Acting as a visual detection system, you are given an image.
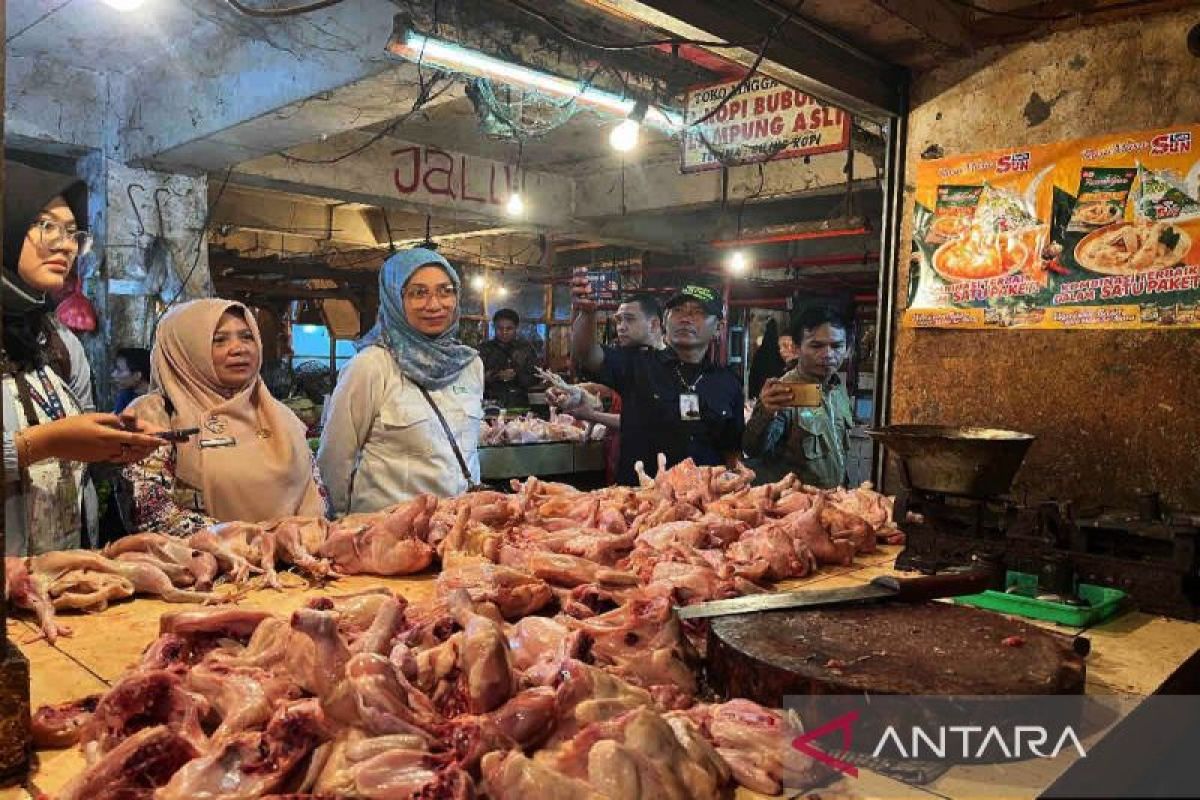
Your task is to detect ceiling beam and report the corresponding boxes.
[582,0,906,119]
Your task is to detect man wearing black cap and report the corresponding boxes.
[571,273,744,485]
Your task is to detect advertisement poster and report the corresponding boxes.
[905,124,1200,329]
[681,76,849,172]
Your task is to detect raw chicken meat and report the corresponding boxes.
[40,455,908,799]
[156,699,327,800]
[31,694,99,748]
[320,495,436,575]
[264,515,337,580]
[448,589,516,714]
[671,699,834,795]
[56,725,199,800]
[79,668,209,758]
[483,750,603,800]
[104,532,219,589]
[5,556,68,642]
[539,707,731,800]
[436,556,553,619]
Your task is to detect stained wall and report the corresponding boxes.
[891,9,1200,508]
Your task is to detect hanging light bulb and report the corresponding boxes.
[470,274,487,290]
[727,250,750,275]
[102,0,145,10]
[609,99,649,153]
[610,119,640,152]
[505,193,524,217]
[496,286,510,298]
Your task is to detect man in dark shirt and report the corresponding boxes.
[477,308,539,407]
[571,278,744,486]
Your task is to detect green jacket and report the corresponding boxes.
[742,369,853,489]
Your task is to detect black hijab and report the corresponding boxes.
[2,160,88,374]
[748,317,787,399]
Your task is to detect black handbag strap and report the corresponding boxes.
[415,384,474,487]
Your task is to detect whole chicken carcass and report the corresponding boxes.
[320,495,436,575]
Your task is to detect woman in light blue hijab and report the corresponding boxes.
[318,248,485,513]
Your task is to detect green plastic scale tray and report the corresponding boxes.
[953,570,1129,627]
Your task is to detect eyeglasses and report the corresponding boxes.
[404,285,458,304]
[30,219,93,256]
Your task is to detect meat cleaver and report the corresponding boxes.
[675,570,998,621]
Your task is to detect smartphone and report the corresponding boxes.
[778,382,822,407]
[586,269,621,304]
[156,427,201,443]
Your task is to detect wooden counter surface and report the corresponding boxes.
[4,547,1198,800]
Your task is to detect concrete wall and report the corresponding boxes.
[891,8,1200,509]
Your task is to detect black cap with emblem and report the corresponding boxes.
[664,284,723,319]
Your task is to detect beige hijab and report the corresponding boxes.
[127,299,325,523]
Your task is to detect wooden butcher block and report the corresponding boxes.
[706,601,1087,707]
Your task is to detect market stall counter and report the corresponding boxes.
[7,554,1200,800]
[5,460,1200,799]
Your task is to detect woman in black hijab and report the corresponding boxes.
[747,317,788,400]
[3,160,161,554]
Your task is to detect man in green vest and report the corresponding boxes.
[743,305,853,488]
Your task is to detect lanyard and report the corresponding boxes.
[674,364,705,393]
[25,368,68,421]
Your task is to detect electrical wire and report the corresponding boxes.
[223,0,348,18]
[279,30,454,166]
[941,0,1155,22]
[279,78,454,164]
[501,0,763,50]
[688,0,801,128]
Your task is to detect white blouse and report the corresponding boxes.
[317,345,483,515]
[2,319,96,555]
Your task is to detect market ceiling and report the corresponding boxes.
[8,0,1182,288]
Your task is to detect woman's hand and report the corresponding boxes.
[18,413,166,467]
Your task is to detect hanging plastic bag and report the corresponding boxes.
[55,268,98,333]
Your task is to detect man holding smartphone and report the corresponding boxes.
[571,270,743,486]
[743,305,853,488]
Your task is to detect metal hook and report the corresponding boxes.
[126,183,147,237]
[152,187,172,237]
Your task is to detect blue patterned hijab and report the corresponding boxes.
[358,248,478,389]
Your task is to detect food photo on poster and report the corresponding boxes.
[906,124,1200,329]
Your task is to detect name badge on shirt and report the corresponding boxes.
[679,393,701,420]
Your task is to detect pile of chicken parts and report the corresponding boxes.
[479,411,605,446]
[19,457,905,799]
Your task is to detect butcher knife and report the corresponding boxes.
[675,570,998,621]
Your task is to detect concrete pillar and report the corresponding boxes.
[77,155,210,408]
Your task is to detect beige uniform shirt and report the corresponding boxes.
[317,345,484,515]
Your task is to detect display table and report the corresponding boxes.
[478,440,605,481]
[4,548,1199,799]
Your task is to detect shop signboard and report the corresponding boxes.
[681,76,849,172]
[906,123,1200,329]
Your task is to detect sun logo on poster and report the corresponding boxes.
[996,151,1031,174]
[1151,132,1192,155]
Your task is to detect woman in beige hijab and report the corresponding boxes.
[124,299,328,535]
